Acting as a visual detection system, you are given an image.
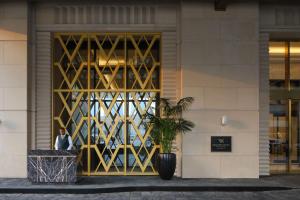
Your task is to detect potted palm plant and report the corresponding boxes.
[144,97,194,180]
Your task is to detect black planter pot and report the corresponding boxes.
[151,150,159,171]
[157,153,176,180]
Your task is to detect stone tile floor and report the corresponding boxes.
[1,190,300,200]
[0,175,300,199]
[1,175,300,189]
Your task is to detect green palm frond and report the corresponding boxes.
[169,97,194,117]
[160,98,172,116]
[177,97,194,110]
[176,118,195,134]
[143,96,194,153]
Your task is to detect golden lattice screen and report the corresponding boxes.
[52,33,161,175]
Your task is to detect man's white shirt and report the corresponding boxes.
[54,134,73,150]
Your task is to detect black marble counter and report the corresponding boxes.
[28,150,78,156]
[28,150,77,184]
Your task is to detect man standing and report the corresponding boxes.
[54,127,73,150]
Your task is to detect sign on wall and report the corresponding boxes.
[211,136,232,152]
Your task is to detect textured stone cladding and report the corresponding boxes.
[181,1,259,178]
[27,150,77,183]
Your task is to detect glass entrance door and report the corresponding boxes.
[269,41,300,173]
[269,99,300,173]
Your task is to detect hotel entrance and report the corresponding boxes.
[269,41,300,173]
[52,33,161,176]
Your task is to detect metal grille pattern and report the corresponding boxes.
[53,33,161,175]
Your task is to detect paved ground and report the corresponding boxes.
[1,175,300,189]
[1,190,300,200]
[0,175,300,199]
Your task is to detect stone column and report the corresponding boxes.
[180,1,259,178]
[0,2,28,178]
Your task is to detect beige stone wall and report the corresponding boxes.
[180,1,259,178]
[0,2,27,178]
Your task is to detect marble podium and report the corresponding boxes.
[28,150,77,183]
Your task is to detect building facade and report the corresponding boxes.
[0,0,298,178]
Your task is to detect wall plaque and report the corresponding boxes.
[211,136,232,152]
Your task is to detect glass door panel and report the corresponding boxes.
[290,100,300,172]
[269,100,288,173]
[269,41,300,174]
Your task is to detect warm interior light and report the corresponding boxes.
[269,47,300,54]
[103,74,117,89]
[98,59,125,66]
